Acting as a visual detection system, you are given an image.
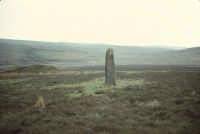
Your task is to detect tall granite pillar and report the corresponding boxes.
[105,48,116,85]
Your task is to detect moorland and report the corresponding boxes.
[0,65,200,134]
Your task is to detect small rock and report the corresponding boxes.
[95,90,105,94]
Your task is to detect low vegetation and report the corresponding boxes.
[0,65,200,134]
[6,65,57,74]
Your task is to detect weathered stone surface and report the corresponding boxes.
[105,48,116,85]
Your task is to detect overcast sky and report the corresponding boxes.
[0,0,200,47]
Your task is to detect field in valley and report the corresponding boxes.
[0,65,200,134]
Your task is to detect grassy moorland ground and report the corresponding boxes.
[0,65,200,134]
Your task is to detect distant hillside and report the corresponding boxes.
[142,47,200,65]
[0,38,199,71]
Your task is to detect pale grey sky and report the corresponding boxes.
[0,0,200,47]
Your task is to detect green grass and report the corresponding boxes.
[0,65,200,134]
[43,77,145,97]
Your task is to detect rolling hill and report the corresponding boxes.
[0,38,199,71]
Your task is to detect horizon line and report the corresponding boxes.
[0,37,193,49]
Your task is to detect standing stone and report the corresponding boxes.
[105,48,116,85]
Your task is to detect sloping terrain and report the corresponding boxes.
[0,39,200,71]
[142,47,200,65]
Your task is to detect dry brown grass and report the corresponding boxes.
[33,96,45,110]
